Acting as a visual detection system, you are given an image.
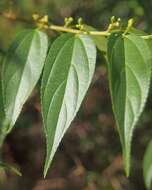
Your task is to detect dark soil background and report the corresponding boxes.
[0,0,152,189]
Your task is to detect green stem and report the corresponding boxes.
[48,25,111,36]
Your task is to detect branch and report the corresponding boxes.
[1,12,150,39]
[48,25,110,36]
[0,12,112,36]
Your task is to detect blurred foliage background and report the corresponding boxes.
[0,0,152,190]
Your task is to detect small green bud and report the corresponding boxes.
[64,17,68,22]
[69,17,73,22]
[114,22,119,27]
[123,18,134,35]
[32,13,40,21]
[128,18,134,28]
[64,17,74,27]
[111,16,115,23]
[40,15,48,24]
[117,18,121,22]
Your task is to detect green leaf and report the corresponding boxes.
[84,25,107,52]
[41,33,96,177]
[143,140,152,190]
[2,29,48,133]
[107,33,152,176]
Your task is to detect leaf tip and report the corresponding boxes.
[43,160,50,178]
[43,170,47,178]
[125,166,130,178]
[124,152,130,177]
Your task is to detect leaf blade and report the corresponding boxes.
[41,33,96,177]
[2,29,48,132]
[107,33,152,176]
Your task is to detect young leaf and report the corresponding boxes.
[2,29,48,133]
[107,33,152,176]
[143,140,152,190]
[41,33,96,177]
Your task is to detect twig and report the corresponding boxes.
[0,11,112,37]
[48,25,110,36]
[0,11,151,39]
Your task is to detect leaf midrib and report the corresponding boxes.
[44,36,75,133]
